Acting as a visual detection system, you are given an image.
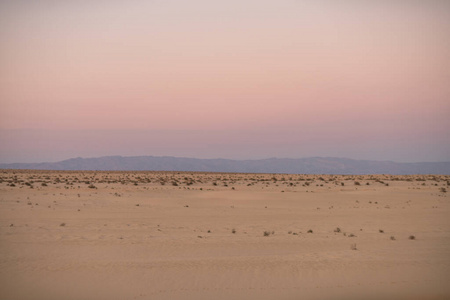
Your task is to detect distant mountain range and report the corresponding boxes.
[1,156,449,175]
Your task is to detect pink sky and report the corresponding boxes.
[1,1,449,163]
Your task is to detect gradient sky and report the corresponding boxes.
[1,0,449,163]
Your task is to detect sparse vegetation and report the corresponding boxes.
[1,169,448,275]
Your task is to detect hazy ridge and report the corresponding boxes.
[1,156,449,175]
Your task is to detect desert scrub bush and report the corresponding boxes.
[350,243,357,250]
[440,187,447,193]
[307,229,313,233]
[88,184,96,189]
[409,235,416,240]
[334,227,341,233]
[231,228,236,234]
[354,181,360,186]
[263,231,271,236]
[379,229,384,233]
[390,236,396,240]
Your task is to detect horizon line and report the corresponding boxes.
[1,155,450,165]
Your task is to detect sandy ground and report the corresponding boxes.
[0,170,449,300]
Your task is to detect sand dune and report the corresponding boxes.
[1,171,449,299]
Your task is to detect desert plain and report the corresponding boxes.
[0,170,449,300]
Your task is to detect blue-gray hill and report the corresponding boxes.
[1,156,449,175]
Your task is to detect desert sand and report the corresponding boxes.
[0,170,449,300]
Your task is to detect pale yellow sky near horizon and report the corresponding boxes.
[0,0,449,162]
